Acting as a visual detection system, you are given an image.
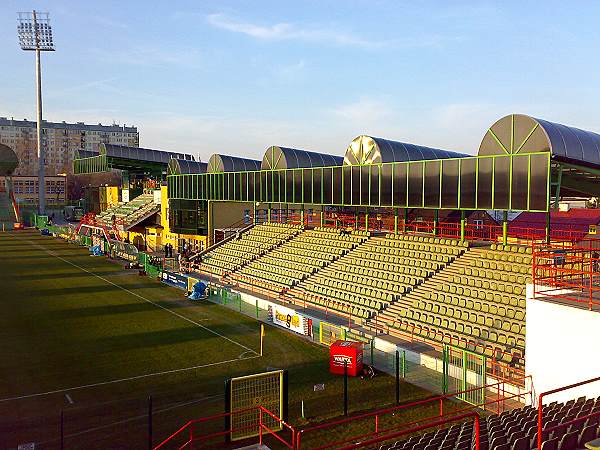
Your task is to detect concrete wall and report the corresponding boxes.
[526,285,600,404]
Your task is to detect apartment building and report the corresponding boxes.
[0,175,67,204]
[0,117,138,176]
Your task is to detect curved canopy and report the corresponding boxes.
[207,154,261,173]
[479,114,600,168]
[168,158,208,175]
[344,135,468,165]
[0,144,18,176]
[262,146,343,170]
[100,143,193,164]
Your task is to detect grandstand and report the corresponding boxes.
[199,222,302,276]
[377,396,600,450]
[95,192,159,230]
[50,112,600,448]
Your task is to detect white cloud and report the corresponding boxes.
[206,14,450,50]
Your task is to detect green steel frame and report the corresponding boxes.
[166,152,551,212]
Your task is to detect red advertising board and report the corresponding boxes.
[329,340,363,377]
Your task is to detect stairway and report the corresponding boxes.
[364,245,481,332]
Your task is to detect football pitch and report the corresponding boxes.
[0,231,438,449]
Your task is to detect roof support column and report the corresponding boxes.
[364,207,369,232]
[394,208,399,235]
[267,204,272,223]
[502,211,508,246]
[207,200,213,247]
[433,210,439,236]
[460,210,466,243]
[320,210,324,227]
[403,208,408,233]
[546,211,551,244]
[252,203,257,225]
[300,207,305,227]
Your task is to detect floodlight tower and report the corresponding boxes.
[17,11,55,215]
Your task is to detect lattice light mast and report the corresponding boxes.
[17,11,55,215]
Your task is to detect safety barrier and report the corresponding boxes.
[371,320,525,387]
[295,375,531,450]
[330,412,481,450]
[533,240,600,310]
[536,376,600,450]
[153,406,294,450]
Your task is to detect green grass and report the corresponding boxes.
[0,231,440,450]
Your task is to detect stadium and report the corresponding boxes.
[2,112,600,450]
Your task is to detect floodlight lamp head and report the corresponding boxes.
[17,11,55,51]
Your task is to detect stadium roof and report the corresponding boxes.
[207,154,261,173]
[74,149,98,159]
[74,144,196,175]
[167,158,208,175]
[344,135,468,165]
[262,146,343,170]
[100,143,192,164]
[0,144,18,176]
[480,114,600,198]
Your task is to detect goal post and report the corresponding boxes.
[225,369,288,441]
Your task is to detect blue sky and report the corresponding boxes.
[1,1,599,161]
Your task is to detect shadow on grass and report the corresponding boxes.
[42,300,191,320]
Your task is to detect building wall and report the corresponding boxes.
[0,175,67,204]
[525,285,600,404]
[160,186,207,252]
[0,117,138,176]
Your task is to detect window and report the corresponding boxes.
[474,219,483,229]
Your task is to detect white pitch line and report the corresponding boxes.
[65,393,74,404]
[23,238,258,355]
[0,354,260,403]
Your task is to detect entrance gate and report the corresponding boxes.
[443,345,486,406]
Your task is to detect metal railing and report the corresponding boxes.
[153,406,295,450]
[295,376,531,449]
[536,376,600,450]
[532,240,600,310]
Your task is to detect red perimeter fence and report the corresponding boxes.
[536,377,600,450]
[533,240,600,310]
[153,406,295,450]
[154,376,532,450]
[262,211,587,244]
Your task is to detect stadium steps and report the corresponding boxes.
[233,227,370,296]
[286,233,467,325]
[368,243,530,362]
[95,193,158,229]
[198,222,303,278]
[189,223,255,262]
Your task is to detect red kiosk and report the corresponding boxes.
[329,340,363,377]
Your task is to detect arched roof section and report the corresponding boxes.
[479,114,600,168]
[100,143,193,164]
[344,135,468,165]
[207,154,261,173]
[261,146,343,170]
[0,144,18,176]
[167,158,208,175]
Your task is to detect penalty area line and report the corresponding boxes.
[23,237,259,356]
[0,354,261,403]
